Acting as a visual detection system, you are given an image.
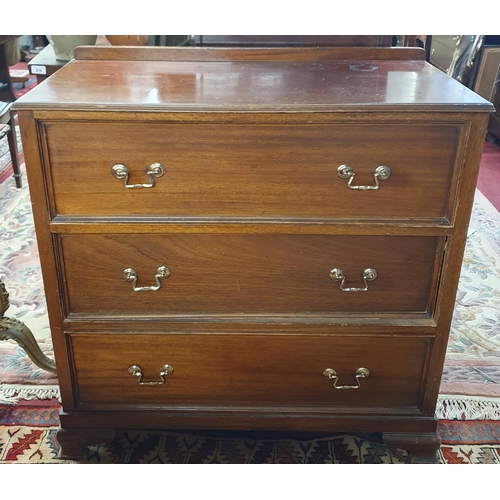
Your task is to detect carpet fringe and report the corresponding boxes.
[1,386,500,421]
[0,384,61,405]
[436,395,500,420]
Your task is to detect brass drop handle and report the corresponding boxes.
[338,164,391,190]
[123,266,170,292]
[112,163,166,188]
[323,367,370,389]
[330,268,377,292]
[128,364,174,385]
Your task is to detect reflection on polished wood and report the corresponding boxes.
[14,45,494,463]
[15,48,489,113]
[0,280,56,374]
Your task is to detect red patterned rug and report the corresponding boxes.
[1,401,500,463]
[438,420,500,463]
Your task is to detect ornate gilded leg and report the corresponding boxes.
[0,280,56,374]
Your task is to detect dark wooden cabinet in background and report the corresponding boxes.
[14,45,493,462]
[193,35,393,47]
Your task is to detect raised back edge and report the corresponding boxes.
[192,35,393,47]
[73,46,426,62]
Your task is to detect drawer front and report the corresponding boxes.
[44,122,460,221]
[60,234,441,317]
[70,333,430,410]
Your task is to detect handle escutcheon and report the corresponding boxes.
[128,364,174,385]
[112,163,166,188]
[338,164,391,190]
[323,367,370,389]
[330,268,377,292]
[123,266,170,292]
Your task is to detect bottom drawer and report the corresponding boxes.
[69,333,431,411]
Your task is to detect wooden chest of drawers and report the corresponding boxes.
[15,46,493,461]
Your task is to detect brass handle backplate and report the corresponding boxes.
[123,266,170,291]
[112,163,166,188]
[323,367,370,389]
[330,268,377,292]
[338,164,391,190]
[128,364,174,385]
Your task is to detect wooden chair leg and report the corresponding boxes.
[6,110,22,188]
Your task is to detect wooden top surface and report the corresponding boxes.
[15,52,493,113]
[28,44,67,69]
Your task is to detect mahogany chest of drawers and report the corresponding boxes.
[15,46,493,461]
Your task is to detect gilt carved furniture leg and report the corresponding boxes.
[0,280,56,373]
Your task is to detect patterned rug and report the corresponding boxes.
[0,162,58,403]
[438,188,500,419]
[0,401,410,464]
[1,156,500,463]
[1,401,500,463]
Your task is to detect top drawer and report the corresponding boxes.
[42,121,461,222]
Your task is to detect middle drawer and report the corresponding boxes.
[59,234,442,318]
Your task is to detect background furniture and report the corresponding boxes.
[193,35,393,47]
[0,35,20,102]
[28,44,67,84]
[0,101,21,188]
[0,36,24,188]
[472,45,500,141]
[429,35,462,72]
[14,44,493,462]
[428,35,500,141]
[472,45,500,100]
[488,79,500,141]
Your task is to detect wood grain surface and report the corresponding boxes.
[14,58,492,113]
[13,46,493,458]
[192,36,393,48]
[43,121,460,221]
[69,333,430,409]
[59,234,441,316]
